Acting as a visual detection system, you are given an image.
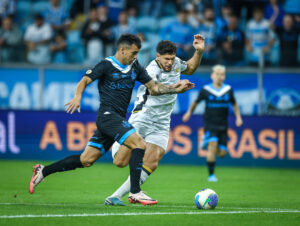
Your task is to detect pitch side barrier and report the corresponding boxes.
[0,64,299,116]
[0,110,299,167]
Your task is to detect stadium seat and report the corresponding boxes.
[32,1,50,14]
[298,36,300,64]
[270,39,280,66]
[145,33,161,59]
[17,0,32,14]
[16,0,34,33]
[161,2,177,17]
[63,0,76,11]
[136,16,158,33]
[158,16,176,30]
[66,30,85,63]
[67,30,81,45]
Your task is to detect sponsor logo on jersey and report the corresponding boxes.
[109,82,134,89]
[86,69,92,74]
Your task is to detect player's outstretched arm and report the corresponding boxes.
[182,34,205,75]
[65,76,93,114]
[145,79,195,96]
[233,103,243,127]
[182,101,198,122]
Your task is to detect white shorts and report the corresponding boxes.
[111,113,170,159]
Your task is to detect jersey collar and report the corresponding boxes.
[109,56,128,70]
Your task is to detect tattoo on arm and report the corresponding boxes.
[155,81,177,95]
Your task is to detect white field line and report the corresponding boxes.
[1,210,300,219]
[0,203,299,211]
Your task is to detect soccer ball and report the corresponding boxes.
[195,188,218,210]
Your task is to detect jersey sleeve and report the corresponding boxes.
[135,60,153,84]
[146,63,160,81]
[229,88,236,105]
[179,58,188,72]
[85,60,106,81]
[195,88,205,103]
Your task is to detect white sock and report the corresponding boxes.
[110,169,149,198]
[140,169,149,185]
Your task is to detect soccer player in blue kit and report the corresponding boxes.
[29,34,194,204]
[183,65,243,182]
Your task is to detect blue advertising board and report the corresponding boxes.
[263,73,300,116]
[0,68,261,114]
[0,110,299,167]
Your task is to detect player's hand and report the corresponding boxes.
[246,45,253,52]
[175,79,195,93]
[64,96,81,114]
[235,117,243,127]
[262,46,271,54]
[193,34,205,52]
[182,112,191,122]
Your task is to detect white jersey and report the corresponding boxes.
[131,57,188,125]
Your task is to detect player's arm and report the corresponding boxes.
[229,89,243,127]
[144,79,195,96]
[65,76,93,114]
[181,34,205,75]
[233,103,243,127]
[182,101,198,122]
[182,88,205,122]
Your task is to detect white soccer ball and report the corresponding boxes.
[195,188,218,210]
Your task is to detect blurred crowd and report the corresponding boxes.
[0,0,299,67]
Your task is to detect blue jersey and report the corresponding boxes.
[196,83,236,131]
[85,57,152,117]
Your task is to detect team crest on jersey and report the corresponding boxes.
[131,71,136,80]
[86,69,92,74]
[122,121,131,128]
[176,68,179,72]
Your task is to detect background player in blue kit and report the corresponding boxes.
[183,65,243,182]
[29,34,194,204]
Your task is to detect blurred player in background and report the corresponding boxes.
[183,65,243,182]
[105,34,205,206]
[29,34,194,205]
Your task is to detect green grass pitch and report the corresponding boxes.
[0,160,299,226]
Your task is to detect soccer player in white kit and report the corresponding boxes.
[105,34,205,206]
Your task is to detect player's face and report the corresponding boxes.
[157,53,176,72]
[123,44,139,65]
[253,11,263,22]
[211,69,226,86]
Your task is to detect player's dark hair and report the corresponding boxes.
[156,40,177,55]
[117,34,141,50]
[253,7,263,14]
[178,9,188,14]
[230,13,238,19]
[34,13,44,20]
